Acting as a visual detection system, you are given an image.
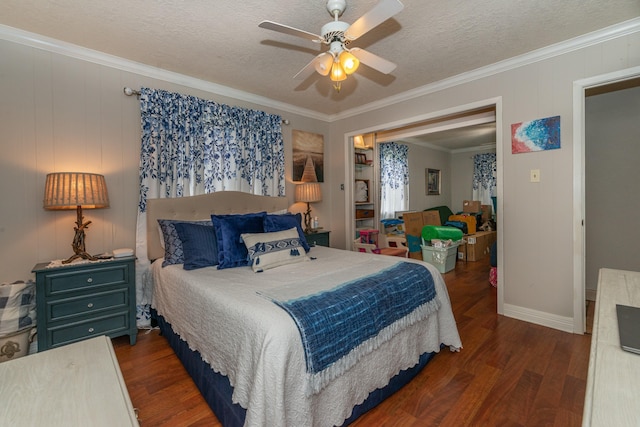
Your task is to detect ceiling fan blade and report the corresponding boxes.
[344,0,404,41]
[259,20,323,43]
[294,53,333,80]
[349,48,397,74]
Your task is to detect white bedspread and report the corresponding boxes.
[152,246,462,427]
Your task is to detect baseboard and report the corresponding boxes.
[585,289,597,301]
[503,304,574,333]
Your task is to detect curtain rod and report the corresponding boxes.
[122,87,289,125]
[123,87,141,97]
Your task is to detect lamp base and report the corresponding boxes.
[62,206,99,264]
[303,202,313,234]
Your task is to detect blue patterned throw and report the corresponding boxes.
[267,262,439,395]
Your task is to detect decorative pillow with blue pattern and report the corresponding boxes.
[241,227,309,272]
[157,219,212,267]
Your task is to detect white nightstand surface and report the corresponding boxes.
[583,268,640,426]
[0,335,138,426]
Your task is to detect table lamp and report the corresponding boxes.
[295,182,321,233]
[43,172,110,264]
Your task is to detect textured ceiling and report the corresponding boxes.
[1,0,639,117]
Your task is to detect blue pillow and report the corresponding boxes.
[158,219,212,267]
[211,212,266,269]
[173,222,218,270]
[263,213,310,253]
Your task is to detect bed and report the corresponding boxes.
[146,191,462,427]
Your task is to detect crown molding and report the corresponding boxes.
[2,17,639,124]
[0,24,331,123]
[331,17,640,121]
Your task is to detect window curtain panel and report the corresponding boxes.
[472,153,497,208]
[379,142,409,219]
[134,87,285,327]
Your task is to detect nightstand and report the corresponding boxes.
[32,256,137,351]
[304,230,330,247]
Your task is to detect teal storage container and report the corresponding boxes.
[421,225,463,243]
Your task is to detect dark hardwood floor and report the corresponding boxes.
[113,256,591,426]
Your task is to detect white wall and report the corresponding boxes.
[0,37,330,282]
[329,31,640,330]
[404,143,451,211]
[585,85,640,294]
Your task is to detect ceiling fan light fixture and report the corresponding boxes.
[330,61,347,82]
[314,53,334,76]
[338,50,359,75]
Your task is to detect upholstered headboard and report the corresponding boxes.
[146,192,289,261]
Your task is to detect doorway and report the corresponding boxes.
[573,66,640,333]
[345,97,504,315]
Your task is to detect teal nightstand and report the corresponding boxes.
[32,256,137,351]
[304,230,330,247]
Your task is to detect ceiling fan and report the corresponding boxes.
[259,0,404,92]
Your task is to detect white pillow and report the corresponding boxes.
[241,227,309,272]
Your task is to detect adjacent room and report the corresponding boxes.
[1,1,639,426]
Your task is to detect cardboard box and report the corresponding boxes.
[481,205,492,222]
[465,230,497,261]
[403,211,441,237]
[404,211,441,257]
[457,243,467,261]
[462,200,481,213]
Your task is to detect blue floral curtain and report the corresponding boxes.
[135,87,285,326]
[472,153,496,208]
[379,142,409,219]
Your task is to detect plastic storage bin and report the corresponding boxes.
[421,243,459,273]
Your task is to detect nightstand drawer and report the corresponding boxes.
[47,288,129,322]
[48,311,130,349]
[44,264,129,296]
[304,230,330,247]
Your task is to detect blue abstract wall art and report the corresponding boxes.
[511,115,561,154]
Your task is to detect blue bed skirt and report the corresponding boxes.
[153,310,437,427]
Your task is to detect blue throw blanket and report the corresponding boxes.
[267,262,440,395]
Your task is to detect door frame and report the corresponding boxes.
[344,96,504,315]
[572,65,640,333]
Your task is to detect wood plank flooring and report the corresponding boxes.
[113,256,591,426]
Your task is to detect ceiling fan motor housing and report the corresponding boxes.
[326,0,347,17]
[321,20,349,43]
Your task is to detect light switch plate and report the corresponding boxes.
[530,169,540,182]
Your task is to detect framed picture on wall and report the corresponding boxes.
[426,168,441,195]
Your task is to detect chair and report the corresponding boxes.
[353,234,408,258]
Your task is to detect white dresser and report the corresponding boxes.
[0,335,139,426]
[583,268,640,426]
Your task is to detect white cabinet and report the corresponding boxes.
[583,268,640,426]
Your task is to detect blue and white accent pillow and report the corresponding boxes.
[157,219,212,267]
[241,227,309,273]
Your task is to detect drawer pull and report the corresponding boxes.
[87,277,93,283]
[87,303,94,308]
[88,327,95,333]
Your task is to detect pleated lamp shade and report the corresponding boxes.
[295,182,322,203]
[43,172,109,210]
